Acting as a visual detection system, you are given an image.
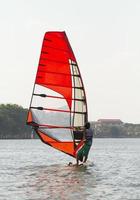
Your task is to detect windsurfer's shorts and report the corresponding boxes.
[77,143,91,162]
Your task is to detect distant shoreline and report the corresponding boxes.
[0,104,140,139]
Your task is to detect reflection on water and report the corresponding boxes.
[23,163,95,200]
[0,139,140,200]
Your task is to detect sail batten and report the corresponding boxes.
[33,93,85,101]
[39,58,78,65]
[31,106,86,114]
[36,70,80,77]
[27,31,88,157]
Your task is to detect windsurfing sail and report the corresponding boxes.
[26,31,88,157]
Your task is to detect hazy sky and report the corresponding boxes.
[0,0,140,123]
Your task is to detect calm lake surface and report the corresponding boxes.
[0,139,140,200]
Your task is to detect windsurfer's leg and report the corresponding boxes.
[76,156,79,166]
[83,155,88,163]
[83,144,91,163]
[76,148,83,166]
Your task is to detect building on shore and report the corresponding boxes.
[96,119,123,126]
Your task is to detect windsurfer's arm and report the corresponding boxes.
[83,127,86,140]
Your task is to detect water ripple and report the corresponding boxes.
[0,139,140,200]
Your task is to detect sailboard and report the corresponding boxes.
[27,31,88,158]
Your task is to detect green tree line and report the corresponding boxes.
[0,104,140,139]
[0,104,32,139]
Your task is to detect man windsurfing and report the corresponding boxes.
[76,122,94,166]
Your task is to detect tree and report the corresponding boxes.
[0,104,32,139]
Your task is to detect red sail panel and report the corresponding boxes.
[35,32,76,109]
[27,110,33,124]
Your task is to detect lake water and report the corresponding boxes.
[0,139,140,200]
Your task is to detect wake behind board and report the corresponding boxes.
[67,161,94,168]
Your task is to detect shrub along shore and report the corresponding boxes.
[0,104,140,139]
